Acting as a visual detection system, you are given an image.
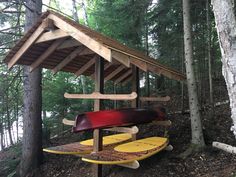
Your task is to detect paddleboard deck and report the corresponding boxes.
[43,133,132,155]
[82,137,168,165]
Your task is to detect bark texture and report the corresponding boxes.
[19,0,43,176]
[212,0,236,137]
[182,0,205,146]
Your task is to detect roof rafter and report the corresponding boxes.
[47,14,112,62]
[53,46,86,74]
[75,55,97,76]
[105,65,126,81]
[115,69,132,84]
[30,38,65,72]
[7,19,48,69]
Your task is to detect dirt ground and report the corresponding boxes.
[1,90,236,177]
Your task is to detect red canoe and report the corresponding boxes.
[72,107,166,132]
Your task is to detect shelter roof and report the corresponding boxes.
[4,10,186,83]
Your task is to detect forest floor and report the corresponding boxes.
[1,91,236,177]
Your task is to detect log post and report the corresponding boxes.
[93,57,104,177]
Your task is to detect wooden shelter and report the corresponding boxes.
[4,10,186,177]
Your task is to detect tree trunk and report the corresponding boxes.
[212,0,236,137]
[6,89,13,146]
[19,0,43,176]
[207,0,214,118]
[182,0,205,147]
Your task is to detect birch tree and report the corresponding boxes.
[182,0,205,152]
[212,0,236,153]
[19,0,43,176]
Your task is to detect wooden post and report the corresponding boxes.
[93,57,104,177]
[131,65,139,108]
[114,83,117,109]
[131,65,139,140]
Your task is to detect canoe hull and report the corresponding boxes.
[72,108,166,132]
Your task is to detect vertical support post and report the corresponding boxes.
[131,65,139,140]
[93,57,104,177]
[113,83,117,109]
[146,71,150,107]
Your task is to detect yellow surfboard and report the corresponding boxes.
[43,133,132,155]
[82,137,168,165]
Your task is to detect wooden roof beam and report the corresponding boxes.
[115,69,132,84]
[105,65,126,82]
[30,38,65,72]
[111,50,130,67]
[35,29,69,43]
[75,55,97,76]
[7,19,50,69]
[57,38,82,50]
[48,14,112,62]
[52,46,86,74]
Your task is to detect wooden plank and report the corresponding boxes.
[104,126,138,134]
[112,50,130,67]
[7,21,46,69]
[64,92,137,100]
[48,14,112,62]
[115,69,132,84]
[30,38,65,72]
[57,38,82,50]
[80,48,95,55]
[140,96,171,102]
[130,58,147,72]
[104,65,126,81]
[52,46,85,74]
[75,56,97,76]
[35,29,69,43]
[62,118,74,126]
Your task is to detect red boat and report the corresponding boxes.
[72,107,166,132]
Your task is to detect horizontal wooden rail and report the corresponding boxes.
[62,118,75,126]
[140,96,170,102]
[104,126,139,134]
[64,92,137,100]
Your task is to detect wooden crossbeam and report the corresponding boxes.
[30,38,65,72]
[115,69,132,84]
[75,56,97,76]
[8,20,47,69]
[104,126,139,134]
[57,39,82,50]
[35,29,69,43]
[48,14,112,62]
[64,91,137,100]
[140,96,170,102]
[52,46,85,74]
[111,50,130,67]
[105,65,126,81]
